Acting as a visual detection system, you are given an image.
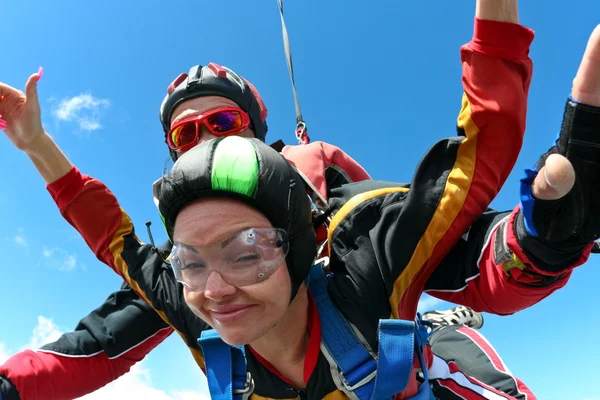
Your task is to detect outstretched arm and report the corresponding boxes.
[425,26,600,314]
[393,3,533,318]
[0,283,172,400]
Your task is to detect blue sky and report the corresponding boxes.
[1,1,599,399]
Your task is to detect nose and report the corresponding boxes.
[203,270,236,300]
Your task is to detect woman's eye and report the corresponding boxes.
[235,254,260,263]
[182,262,205,270]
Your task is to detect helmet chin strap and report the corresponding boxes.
[275,176,327,304]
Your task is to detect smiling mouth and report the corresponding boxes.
[210,305,256,323]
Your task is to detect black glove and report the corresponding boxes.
[518,98,600,270]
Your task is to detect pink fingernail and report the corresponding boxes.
[36,66,44,82]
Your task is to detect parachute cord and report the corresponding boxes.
[277,0,310,145]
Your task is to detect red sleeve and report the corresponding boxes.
[427,207,592,315]
[398,18,535,315]
[454,17,533,216]
[46,166,142,285]
[0,327,171,400]
[46,166,126,265]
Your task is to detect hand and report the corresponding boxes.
[0,68,45,153]
[530,25,600,201]
[521,25,600,245]
[1,68,73,184]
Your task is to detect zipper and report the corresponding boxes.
[287,387,307,400]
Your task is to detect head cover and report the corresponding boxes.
[160,63,268,159]
[157,136,316,299]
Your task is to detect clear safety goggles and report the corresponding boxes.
[169,228,289,292]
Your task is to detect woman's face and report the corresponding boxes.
[173,198,292,346]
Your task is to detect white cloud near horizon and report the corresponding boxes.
[0,344,9,364]
[1,316,209,399]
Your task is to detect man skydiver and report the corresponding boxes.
[1,0,596,396]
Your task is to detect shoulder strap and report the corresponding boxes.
[307,264,378,398]
[371,319,415,398]
[409,315,437,400]
[308,263,433,399]
[198,330,252,400]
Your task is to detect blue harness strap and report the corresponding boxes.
[307,264,378,398]
[400,315,436,400]
[198,330,250,400]
[308,263,433,399]
[370,319,416,398]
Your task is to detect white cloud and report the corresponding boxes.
[172,391,211,400]
[77,364,210,400]
[52,94,110,132]
[24,316,64,350]
[14,230,28,248]
[43,247,78,271]
[78,118,101,131]
[1,317,210,399]
[0,343,9,364]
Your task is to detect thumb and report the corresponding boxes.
[24,69,42,107]
[531,154,575,200]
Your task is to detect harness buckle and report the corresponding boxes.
[232,372,254,395]
[295,121,309,145]
[340,369,377,392]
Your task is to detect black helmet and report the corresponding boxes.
[159,62,269,159]
[157,136,316,299]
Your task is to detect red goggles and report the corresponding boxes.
[167,107,251,153]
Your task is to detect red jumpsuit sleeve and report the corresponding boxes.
[426,207,591,315]
[46,166,128,268]
[396,18,534,315]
